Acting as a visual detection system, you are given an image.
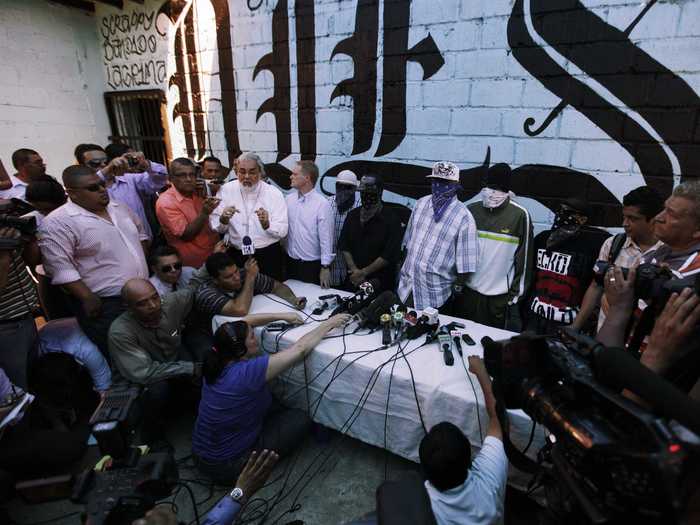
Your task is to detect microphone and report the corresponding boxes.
[593,347,700,435]
[438,327,454,366]
[355,290,401,328]
[380,314,392,345]
[451,331,463,356]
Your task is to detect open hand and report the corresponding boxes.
[324,313,351,329]
[320,268,331,289]
[234,449,280,505]
[202,197,221,215]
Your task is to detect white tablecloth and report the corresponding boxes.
[213,281,544,487]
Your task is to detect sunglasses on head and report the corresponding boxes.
[160,262,183,273]
[69,181,106,192]
[86,158,108,168]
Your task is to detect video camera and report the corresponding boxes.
[481,329,700,524]
[0,198,38,250]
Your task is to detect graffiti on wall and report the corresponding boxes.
[100,8,168,90]
[154,0,700,226]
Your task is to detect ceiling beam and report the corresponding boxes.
[48,0,95,12]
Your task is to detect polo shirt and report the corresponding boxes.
[108,289,195,385]
[337,206,402,288]
[156,186,220,268]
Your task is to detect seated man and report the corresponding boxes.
[188,253,306,349]
[338,174,402,292]
[148,245,196,297]
[419,356,507,525]
[108,279,203,445]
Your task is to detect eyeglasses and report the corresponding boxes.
[86,158,108,168]
[160,263,183,273]
[67,181,106,192]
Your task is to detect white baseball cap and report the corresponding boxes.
[426,161,460,182]
[336,170,359,187]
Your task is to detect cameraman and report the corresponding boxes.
[0,225,40,389]
[419,356,507,525]
[598,181,700,392]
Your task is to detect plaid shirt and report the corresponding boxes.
[398,196,478,310]
[328,194,361,286]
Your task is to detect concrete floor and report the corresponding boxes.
[5,411,422,525]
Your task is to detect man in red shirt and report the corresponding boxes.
[156,158,220,268]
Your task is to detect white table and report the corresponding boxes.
[213,280,544,487]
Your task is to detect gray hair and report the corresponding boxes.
[237,152,266,177]
[672,180,700,227]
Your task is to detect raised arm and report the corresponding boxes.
[265,314,350,381]
[242,312,303,327]
[468,356,502,441]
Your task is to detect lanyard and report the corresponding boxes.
[239,184,262,237]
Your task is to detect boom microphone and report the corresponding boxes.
[593,346,700,435]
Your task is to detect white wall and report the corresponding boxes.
[0,0,111,176]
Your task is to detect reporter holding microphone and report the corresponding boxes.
[192,313,351,483]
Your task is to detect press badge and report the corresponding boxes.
[242,235,255,255]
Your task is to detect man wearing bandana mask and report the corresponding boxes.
[398,162,478,311]
[328,171,361,287]
[526,198,609,334]
[459,164,533,330]
[337,174,402,292]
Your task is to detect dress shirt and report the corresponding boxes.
[156,186,220,268]
[21,210,45,229]
[0,251,37,320]
[425,436,508,525]
[148,266,195,297]
[202,496,242,525]
[329,194,361,286]
[38,201,148,297]
[98,162,168,240]
[210,180,288,250]
[0,174,28,201]
[398,196,478,310]
[108,289,195,385]
[285,189,334,265]
[38,317,112,392]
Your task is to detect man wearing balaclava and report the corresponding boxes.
[526,198,610,334]
[337,174,402,292]
[398,161,477,312]
[328,170,361,287]
[458,163,533,330]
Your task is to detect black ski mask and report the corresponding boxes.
[358,175,383,225]
[335,182,357,213]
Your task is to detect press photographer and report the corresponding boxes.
[0,211,41,389]
[597,181,700,394]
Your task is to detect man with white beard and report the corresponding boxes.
[210,153,288,281]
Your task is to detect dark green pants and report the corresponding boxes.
[455,288,509,329]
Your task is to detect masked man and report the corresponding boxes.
[338,174,402,292]
[328,170,361,287]
[526,198,609,334]
[459,164,533,330]
[398,162,478,312]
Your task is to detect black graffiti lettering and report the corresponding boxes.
[103,34,158,62]
[105,61,166,90]
[376,0,444,157]
[101,10,156,39]
[330,0,379,156]
[253,0,292,163]
[295,0,316,161]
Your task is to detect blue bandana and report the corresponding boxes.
[431,180,459,222]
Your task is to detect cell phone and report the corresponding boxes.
[461,333,476,346]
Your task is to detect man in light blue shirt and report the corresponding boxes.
[420,356,508,525]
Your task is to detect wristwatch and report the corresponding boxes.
[229,487,244,502]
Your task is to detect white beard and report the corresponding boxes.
[241,181,259,195]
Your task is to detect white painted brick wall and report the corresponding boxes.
[0,0,111,176]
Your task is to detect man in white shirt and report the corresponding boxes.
[0,148,47,201]
[211,152,288,281]
[148,245,196,297]
[285,161,334,287]
[420,356,508,525]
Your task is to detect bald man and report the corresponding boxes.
[108,279,203,446]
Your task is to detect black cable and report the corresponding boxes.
[460,353,483,443]
[396,339,428,435]
[177,481,201,525]
[260,294,325,322]
[522,420,537,455]
[383,344,398,480]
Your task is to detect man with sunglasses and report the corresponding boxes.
[75,143,167,242]
[148,245,195,297]
[37,165,149,357]
[156,158,220,268]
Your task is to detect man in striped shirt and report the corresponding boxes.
[0,225,41,389]
[328,170,360,288]
[398,161,478,312]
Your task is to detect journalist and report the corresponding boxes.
[419,356,507,525]
[0,225,41,389]
[0,148,46,201]
[192,313,349,483]
[148,245,195,298]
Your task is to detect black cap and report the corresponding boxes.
[485,163,512,192]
